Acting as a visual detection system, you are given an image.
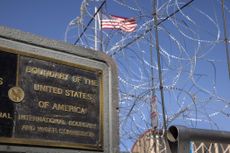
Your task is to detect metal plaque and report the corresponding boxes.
[0,50,103,151]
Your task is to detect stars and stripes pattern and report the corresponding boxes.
[101,14,137,32]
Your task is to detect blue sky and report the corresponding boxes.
[1,0,230,151]
[0,0,81,40]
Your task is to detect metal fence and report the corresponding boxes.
[192,142,230,153]
[131,126,230,153]
[131,129,167,153]
[131,139,230,153]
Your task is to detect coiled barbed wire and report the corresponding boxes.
[65,0,230,152]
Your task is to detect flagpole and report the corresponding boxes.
[99,9,103,51]
[74,0,106,45]
[95,7,98,50]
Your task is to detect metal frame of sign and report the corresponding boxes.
[0,46,104,151]
[0,26,119,153]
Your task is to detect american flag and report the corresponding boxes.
[100,14,137,32]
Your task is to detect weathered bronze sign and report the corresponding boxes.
[0,50,103,150]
